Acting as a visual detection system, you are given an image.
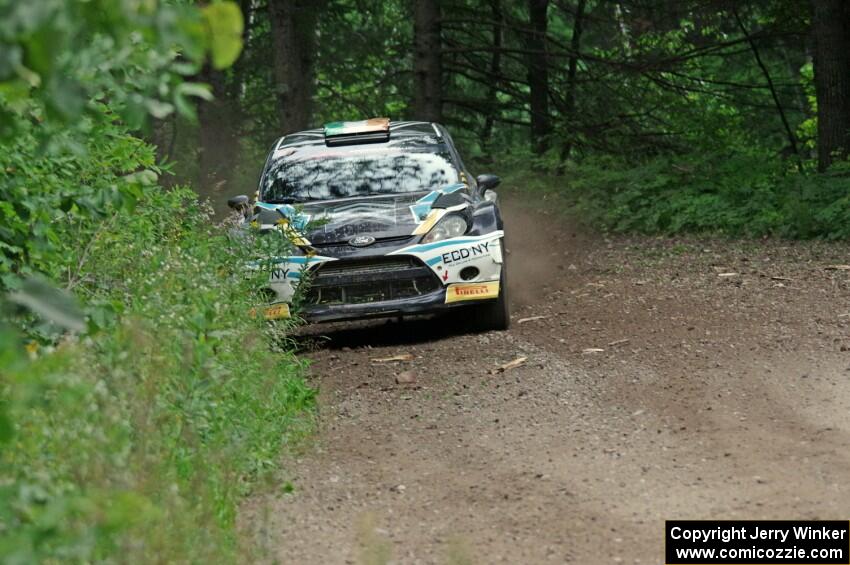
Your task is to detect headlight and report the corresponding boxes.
[421,214,469,243]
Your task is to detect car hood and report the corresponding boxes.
[252,183,468,256]
[300,193,427,245]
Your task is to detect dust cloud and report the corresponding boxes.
[500,197,584,309]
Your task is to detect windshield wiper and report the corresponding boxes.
[265,197,309,204]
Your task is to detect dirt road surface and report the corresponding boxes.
[243,197,850,564]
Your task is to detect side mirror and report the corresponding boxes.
[227,195,250,211]
[476,174,501,192]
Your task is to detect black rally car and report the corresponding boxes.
[229,118,509,330]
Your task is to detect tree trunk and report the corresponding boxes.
[149,116,175,169]
[197,64,237,201]
[559,0,587,168]
[196,0,253,202]
[413,0,442,122]
[481,0,503,150]
[527,0,551,155]
[811,0,850,171]
[268,0,319,132]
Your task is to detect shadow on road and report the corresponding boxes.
[294,311,481,351]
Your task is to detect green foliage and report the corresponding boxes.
[484,1,848,239]
[0,0,246,287]
[165,0,850,245]
[0,107,156,285]
[202,2,246,70]
[0,2,310,559]
[7,276,87,334]
[505,154,850,239]
[0,0,244,134]
[314,0,412,123]
[0,187,315,563]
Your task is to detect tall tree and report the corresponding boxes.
[197,0,252,197]
[268,0,320,132]
[413,0,442,122]
[481,0,503,149]
[811,0,850,171]
[197,64,238,195]
[526,0,551,155]
[559,0,587,166]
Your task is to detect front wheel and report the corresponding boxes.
[472,263,510,332]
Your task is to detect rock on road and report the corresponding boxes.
[242,198,850,564]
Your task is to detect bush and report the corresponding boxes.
[0,105,158,286]
[0,187,314,563]
[0,2,307,561]
[503,152,850,239]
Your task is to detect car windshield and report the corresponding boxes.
[260,144,460,202]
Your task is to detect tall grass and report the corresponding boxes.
[0,188,314,562]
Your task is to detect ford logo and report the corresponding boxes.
[348,235,376,247]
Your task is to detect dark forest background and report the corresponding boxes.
[165,0,850,237]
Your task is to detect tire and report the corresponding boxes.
[473,261,510,332]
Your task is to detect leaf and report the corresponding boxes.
[202,2,244,70]
[173,82,212,121]
[23,23,61,77]
[7,276,86,332]
[0,410,12,444]
[44,77,85,122]
[144,98,175,119]
[123,170,159,186]
[0,45,23,81]
[176,82,213,102]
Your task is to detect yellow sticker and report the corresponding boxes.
[412,209,446,235]
[263,303,291,320]
[445,281,500,303]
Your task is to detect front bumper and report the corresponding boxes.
[300,283,498,323]
[263,231,504,323]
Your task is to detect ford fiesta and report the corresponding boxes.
[228,118,509,331]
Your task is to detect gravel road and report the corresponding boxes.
[242,198,850,564]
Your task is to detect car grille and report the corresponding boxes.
[309,235,416,256]
[306,256,440,305]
